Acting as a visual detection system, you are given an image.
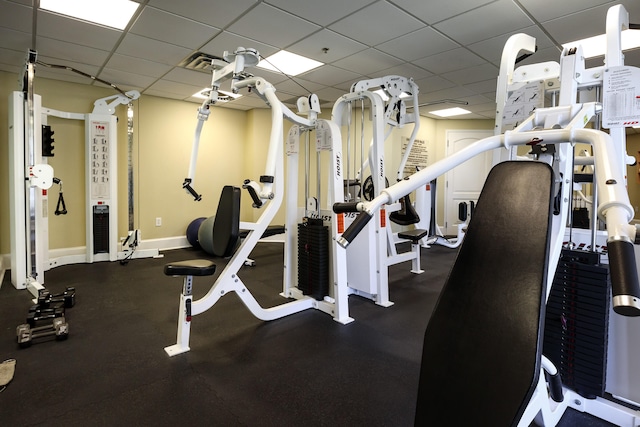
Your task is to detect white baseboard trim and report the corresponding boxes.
[1,236,192,277]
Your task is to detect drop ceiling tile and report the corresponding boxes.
[265,0,376,26]
[414,75,456,93]
[0,62,21,74]
[332,48,404,75]
[33,55,101,85]
[434,0,534,45]
[287,29,367,64]
[388,0,495,25]
[142,88,185,100]
[162,67,215,88]
[227,3,320,48]
[421,85,475,103]
[0,46,27,68]
[369,63,433,82]
[116,33,192,66]
[376,27,459,61]
[443,63,498,85]
[274,78,325,98]
[414,48,486,74]
[298,64,361,87]
[99,67,158,88]
[130,7,220,49]
[37,10,122,52]
[542,3,623,44]
[464,78,497,95]
[147,0,259,28]
[313,86,348,104]
[146,78,203,97]
[105,53,173,78]
[0,1,32,33]
[36,37,110,66]
[200,31,279,60]
[467,25,558,65]
[0,27,31,52]
[518,0,613,23]
[329,1,424,47]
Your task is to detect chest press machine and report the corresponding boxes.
[335,5,640,426]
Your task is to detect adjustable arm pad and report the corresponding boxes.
[182,178,202,201]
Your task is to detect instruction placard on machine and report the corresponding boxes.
[502,81,544,132]
[602,65,640,127]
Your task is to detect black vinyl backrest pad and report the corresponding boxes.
[212,186,241,258]
[414,161,554,427]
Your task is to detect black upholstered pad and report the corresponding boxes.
[414,161,554,427]
[164,259,216,277]
[212,186,241,258]
[398,228,428,243]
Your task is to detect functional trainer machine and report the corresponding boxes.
[335,5,640,426]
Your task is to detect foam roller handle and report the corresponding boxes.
[333,202,360,213]
[608,240,640,316]
[337,212,372,248]
[182,178,202,201]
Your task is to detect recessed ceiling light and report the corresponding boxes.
[192,89,242,102]
[562,29,640,59]
[428,107,471,117]
[40,0,139,30]
[256,50,323,76]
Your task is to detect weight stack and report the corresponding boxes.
[297,219,329,301]
[543,249,609,399]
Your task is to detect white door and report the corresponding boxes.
[444,130,494,235]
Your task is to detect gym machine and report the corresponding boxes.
[8,49,146,297]
[335,5,640,426]
[166,47,353,356]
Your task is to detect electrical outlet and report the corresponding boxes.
[155,217,162,227]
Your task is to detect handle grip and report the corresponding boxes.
[182,179,202,201]
[608,239,640,316]
[243,180,263,208]
[337,212,372,248]
[333,202,360,213]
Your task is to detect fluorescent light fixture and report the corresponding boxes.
[429,107,471,117]
[562,29,640,59]
[193,89,242,102]
[256,50,323,76]
[373,89,412,102]
[40,0,139,30]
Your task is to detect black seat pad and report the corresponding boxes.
[415,161,554,426]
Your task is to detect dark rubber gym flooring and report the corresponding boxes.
[0,243,618,426]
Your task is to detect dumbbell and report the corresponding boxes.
[37,287,75,308]
[27,306,65,327]
[16,318,69,348]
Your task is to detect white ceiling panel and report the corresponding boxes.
[130,7,220,49]
[468,25,559,65]
[299,65,363,87]
[0,46,28,70]
[147,79,204,98]
[376,27,459,61]
[414,75,457,93]
[274,77,325,98]
[116,33,192,66]
[36,10,121,52]
[328,1,424,47]
[0,0,32,33]
[105,54,173,79]
[434,0,534,45]
[463,78,497,95]
[0,27,31,52]
[227,3,320,48]
[99,67,157,89]
[413,48,486,75]
[444,63,499,85]
[332,48,404,75]
[518,0,614,23]
[157,67,211,88]
[287,29,368,63]
[421,85,476,103]
[388,0,495,25]
[264,0,376,26]
[36,37,110,66]
[147,0,259,29]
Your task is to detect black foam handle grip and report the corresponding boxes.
[182,179,202,201]
[544,370,564,403]
[244,183,263,208]
[340,212,372,245]
[608,240,640,316]
[333,202,359,213]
